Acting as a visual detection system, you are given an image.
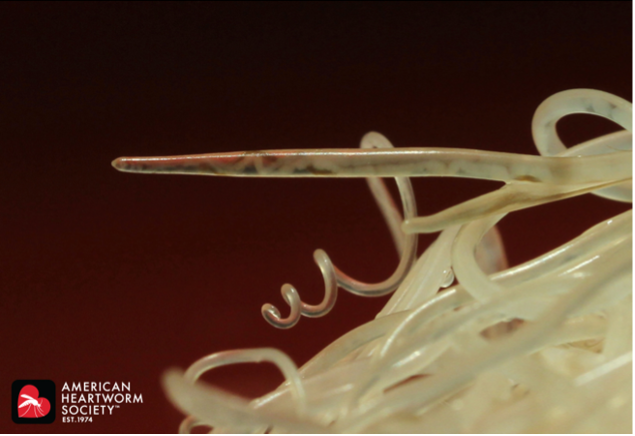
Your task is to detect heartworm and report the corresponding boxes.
[113,89,632,433]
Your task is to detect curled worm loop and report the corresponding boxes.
[261,132,418,328]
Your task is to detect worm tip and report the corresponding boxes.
[112,157,132,172]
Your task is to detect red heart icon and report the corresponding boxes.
[17,385,51,418]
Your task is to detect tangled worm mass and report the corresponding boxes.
[114,89,632,433]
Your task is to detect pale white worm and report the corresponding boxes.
[261,132,419,328]
[115,88,632,433]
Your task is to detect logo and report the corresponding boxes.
[12,380,56,424]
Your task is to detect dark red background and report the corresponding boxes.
[1,2,631,433]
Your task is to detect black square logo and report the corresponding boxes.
[12,380,56,424]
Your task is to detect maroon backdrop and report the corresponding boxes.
[1,2,631,433]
